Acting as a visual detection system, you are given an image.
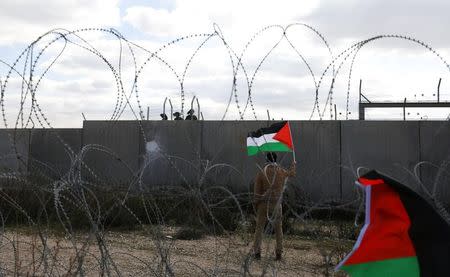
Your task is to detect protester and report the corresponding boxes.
[252,152,296,260]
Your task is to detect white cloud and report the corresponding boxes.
[2,0,450,127]
[0,0,120,45]
[123,6,208,37]
[123,0,319,41]
[305,0,450,48]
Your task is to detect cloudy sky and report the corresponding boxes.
[0,0,449,127]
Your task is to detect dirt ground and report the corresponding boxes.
[0,225,353,276]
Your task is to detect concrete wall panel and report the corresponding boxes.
[200,121,267,192]
[200,121,341,201]
[419,121,450,205]
[341,121,420,201]
[29,129,82,178]
[291,121,341,202]
[83,121,140,184]
[0,129,30,173]
[8,120,447,206]
[139,121,202,186]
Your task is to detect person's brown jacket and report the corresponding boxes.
[254,162,296,206]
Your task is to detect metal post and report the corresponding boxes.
[163,97,167,117]
[358,79,365,120]
[334,104,337,120]
[267,109,270,121]
[359,79,362,103]
[168,99,173,120]
[437,78,442,103]
[359,107,364,120]
[82,113,87,121]
[403,98,407,121]
[196,98,200,120]
[190,96,196,112]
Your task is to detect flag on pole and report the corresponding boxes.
[247,121,293,156]
[336,170,450,277]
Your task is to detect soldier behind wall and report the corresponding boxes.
[185,109,198,120]
[173,112,183,120]
[160,113,168,120]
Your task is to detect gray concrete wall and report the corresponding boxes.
[29,129,83,178]
[200,121,268,192]
[82,121,140,184]
[10,121,450,205]
[341,121,421,201]
[419,121,450,204]
[0,129,30,173]
[139,120,202,186]
[292,121,341,202]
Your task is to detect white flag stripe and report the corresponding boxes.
[247,133,278,147]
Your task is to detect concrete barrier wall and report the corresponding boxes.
[341,121,421,201]
[199,121,341,200]
[200,121,268,192]
[139,120,202,186]
[419,121,450,204]
[292,121,341,201]
[82,121,140,184]
[29,129,83,178]
[0,129,29,173]
[9,121,449,204]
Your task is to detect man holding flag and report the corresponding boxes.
[248,121,296,260]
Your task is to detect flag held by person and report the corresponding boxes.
[246,121,293,156]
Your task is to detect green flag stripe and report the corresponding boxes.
[341,256,419,277]
[247,142,292,156]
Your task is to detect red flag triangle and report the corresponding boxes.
[273,122,293,149]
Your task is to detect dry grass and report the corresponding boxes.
[0,224,353,276]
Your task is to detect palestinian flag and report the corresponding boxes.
[337,170,450,277]
[247,121,293,156]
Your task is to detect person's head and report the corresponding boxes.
[160,113,167,119]
[187,109,195,115]
[266,152,277,163]
[173,112,181,117]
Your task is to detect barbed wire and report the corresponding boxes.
[0,24,449,276]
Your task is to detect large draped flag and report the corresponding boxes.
[336,170,450,276]
[247,121,293,156]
